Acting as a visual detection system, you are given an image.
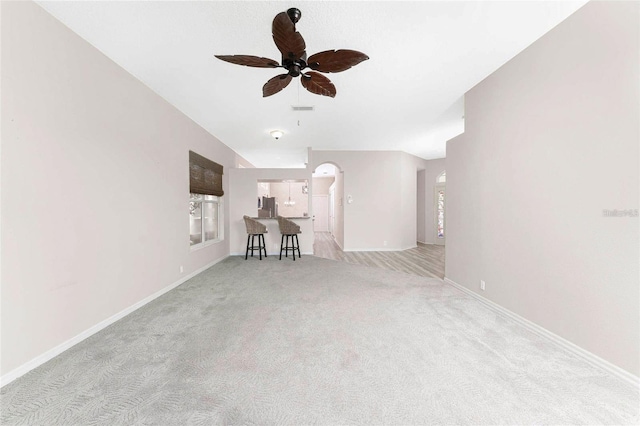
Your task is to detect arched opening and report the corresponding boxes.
[311,162,344,258]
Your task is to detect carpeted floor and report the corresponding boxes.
[1,256,638,425]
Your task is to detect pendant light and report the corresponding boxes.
[284,181,296,207]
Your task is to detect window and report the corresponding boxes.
[436,188,445,239]
[189,151,224,248]
[435,171,446,243]
[190,194,221,246]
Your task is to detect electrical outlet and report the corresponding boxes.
[179,265,184,273]
[383,240,388,247]
[480,280,486,291]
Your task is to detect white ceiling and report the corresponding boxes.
[36,1,587,168]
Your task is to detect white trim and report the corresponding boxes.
[189,195,224,250]
[443,277,640,388]
[416,241,439,246]
[190,237,223,252]
[0,256,228,388]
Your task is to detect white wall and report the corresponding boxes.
[445,1,639,375]
[229,168,314,256]
[312,151,429,251]
[1,2,239,377]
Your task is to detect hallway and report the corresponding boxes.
[313,232,445,279]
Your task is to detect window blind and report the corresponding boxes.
[189,150,224,196]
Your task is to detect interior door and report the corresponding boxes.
[434,184,445,245]
[312,195,329,232]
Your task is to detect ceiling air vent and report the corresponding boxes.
[291,106,314,111]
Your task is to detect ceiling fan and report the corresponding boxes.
[215,8,369,98]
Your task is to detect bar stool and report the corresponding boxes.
[277,216,301,261]
[243,215,267,260]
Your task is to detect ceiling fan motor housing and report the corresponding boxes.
[284,52,307,77]
[286,8,301,24]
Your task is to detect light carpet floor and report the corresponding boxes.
[1,256,638,425]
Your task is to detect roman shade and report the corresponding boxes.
[189,150,224,196]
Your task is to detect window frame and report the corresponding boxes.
[190,193,224,250]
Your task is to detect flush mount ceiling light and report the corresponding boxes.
[270,130,284,140]
[215,8,369,98]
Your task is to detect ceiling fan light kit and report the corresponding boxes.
[215,8,369,98]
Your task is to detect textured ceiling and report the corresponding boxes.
[37,1,587,168]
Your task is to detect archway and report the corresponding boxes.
[311,162,344,257]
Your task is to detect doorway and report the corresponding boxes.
[312,162,343,255]
[312,195,329,232]
[328,185,335,234]
[434,183,445,245]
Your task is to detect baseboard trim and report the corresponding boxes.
[443,277,640,388]
[417,241,439,246]
[343,246,416,252]
[0,256,228,388]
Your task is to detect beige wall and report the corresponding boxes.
[312,151,400,250]
[333,170,345,249]
[446,1,639,375]
[1,2,238,377]
[312,151,429,251]
[312,177,335,196]
[417,170,427,243]
[400,153,417,250]
[235,154,255,169]
[268,181,309,219]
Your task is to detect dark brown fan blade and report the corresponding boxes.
[215,55,280,68]
[272,12,306,62]
[263,74,293,97]
[301,72,336,98]
[307,50,369,73]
